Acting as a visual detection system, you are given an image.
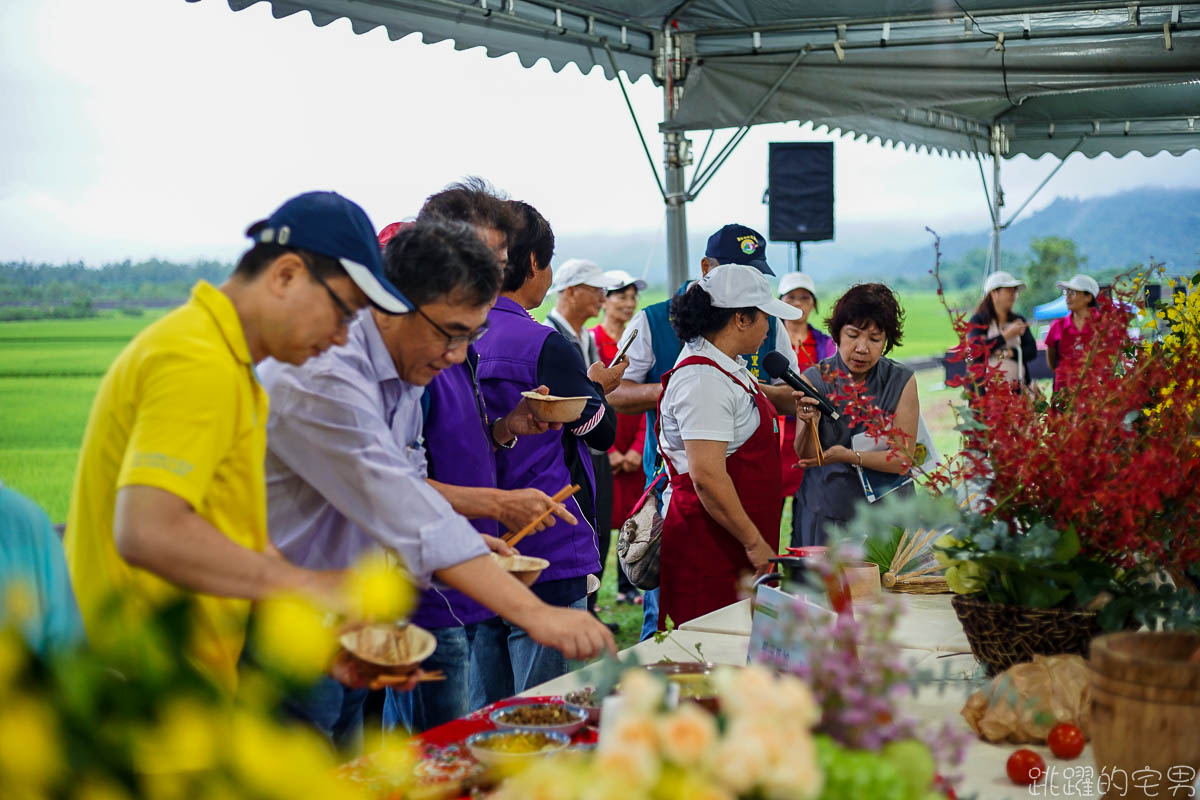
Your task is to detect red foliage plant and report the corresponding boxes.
[927,236,1200,573]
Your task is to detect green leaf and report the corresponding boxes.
[1052,526,1081,562]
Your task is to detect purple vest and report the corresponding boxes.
[411,356,500,629]
[475,297,600,583]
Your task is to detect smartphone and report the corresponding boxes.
[609,328,638,368]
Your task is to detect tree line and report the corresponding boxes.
[891,235,1131,318]
[0,259,232,321]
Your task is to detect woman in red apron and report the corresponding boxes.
[655,264,804,628]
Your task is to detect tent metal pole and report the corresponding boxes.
[991,154,1002,276]
[662,29,690,290]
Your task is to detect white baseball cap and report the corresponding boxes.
[1057,274,1100,298]
[778,272,817,299]
[699,264,804,320]
[603,269,647,293]
[550,258,618,294]
[983,270,1027,296]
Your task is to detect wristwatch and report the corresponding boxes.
[490,418,518,450]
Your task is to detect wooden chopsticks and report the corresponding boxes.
[370,669,445,689]
[501,484,580,549]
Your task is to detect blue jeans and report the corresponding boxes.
[282,675,368,753]
[384,624,475,735]
[640,587,660,641]
[383,599,585,734]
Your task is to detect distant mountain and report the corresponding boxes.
[842,187,1200,282]
[555,186,1200,288]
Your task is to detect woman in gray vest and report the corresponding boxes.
[793,283,920,546]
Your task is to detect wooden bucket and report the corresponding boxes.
[1088,632,1200,800]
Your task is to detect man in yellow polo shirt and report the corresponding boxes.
[64,192,413,693]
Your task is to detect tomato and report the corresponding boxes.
[1006,749,1046,785]
[1047,723,1086,759]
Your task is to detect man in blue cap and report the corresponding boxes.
[606,223,800,639]
[65,191,409,695]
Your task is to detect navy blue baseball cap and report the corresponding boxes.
[247,191,412,313]
[705,223,774,276]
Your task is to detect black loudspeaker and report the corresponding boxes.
[768,142,834,243]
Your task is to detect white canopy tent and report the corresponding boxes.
[197,0,1200,285]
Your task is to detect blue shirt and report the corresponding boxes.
[0,482,85,654]
[260,313,489,585]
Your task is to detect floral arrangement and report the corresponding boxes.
[490,663,954,800]
[922,246,1200,628]
[0,552,415,800]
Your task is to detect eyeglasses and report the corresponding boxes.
[304,262,358,326]
[415,306,489,350]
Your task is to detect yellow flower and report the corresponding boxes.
[657,768,735,800]
[656,703,717,767]
[616,668,664,714]
[0,696,61,789]
[945,561,987,594]
[602,711,660,755]
[3,580,35,626]
[73,775,133,800]
[228,710,348,799]
[344,551,415,622]
[252,593,336,683]
[713,733,774,793]
[132,698,219,773]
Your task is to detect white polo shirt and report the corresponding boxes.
[657,337,765,477]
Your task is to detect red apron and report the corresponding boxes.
[656,356,783,629]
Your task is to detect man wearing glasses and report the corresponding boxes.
[261,218,615,744]
[64,191,409,702]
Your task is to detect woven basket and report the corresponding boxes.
[951,594,1104,676]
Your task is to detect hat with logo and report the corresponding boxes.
[246,191,412,314]
[603,269,647,293]
[777,272,817,299]
[705,224,774,276]
[982,270,1027,296]
[699,264,803,320]
[550,258,619,295]
[1056,273,1100,298]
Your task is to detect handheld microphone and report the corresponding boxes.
[762,351,841,422]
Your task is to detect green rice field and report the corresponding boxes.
[0,289,962,526]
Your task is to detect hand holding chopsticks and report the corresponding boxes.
[501,484,580,549]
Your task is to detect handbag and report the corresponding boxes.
[616,472,667,590]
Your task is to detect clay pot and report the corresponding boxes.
[1088,631,1200,800]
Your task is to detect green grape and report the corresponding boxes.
[816,736,908,800]
[881,739,935,799]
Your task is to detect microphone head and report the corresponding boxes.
[761,350,790,380]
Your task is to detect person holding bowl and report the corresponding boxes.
[793,283,919,546]
[655,264,804,627]
[966,271,1037,393]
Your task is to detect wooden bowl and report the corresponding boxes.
[338,622,436,670]
[520,391,589,423]
[843,561,882,603]
[491,553,550,586]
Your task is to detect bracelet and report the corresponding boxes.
[490,419,518,450]
[854,450,863,468]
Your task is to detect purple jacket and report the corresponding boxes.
[475,297,601,583]
[411,355,499,629]
[812,326,837,362]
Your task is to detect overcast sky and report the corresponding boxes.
[3,0,1198,267]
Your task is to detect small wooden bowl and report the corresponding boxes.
[338,622,436,670]
[520,391,589,423]
[491,553,550,586]
[843,561,882,603]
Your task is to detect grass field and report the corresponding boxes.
[1,290,965,649]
